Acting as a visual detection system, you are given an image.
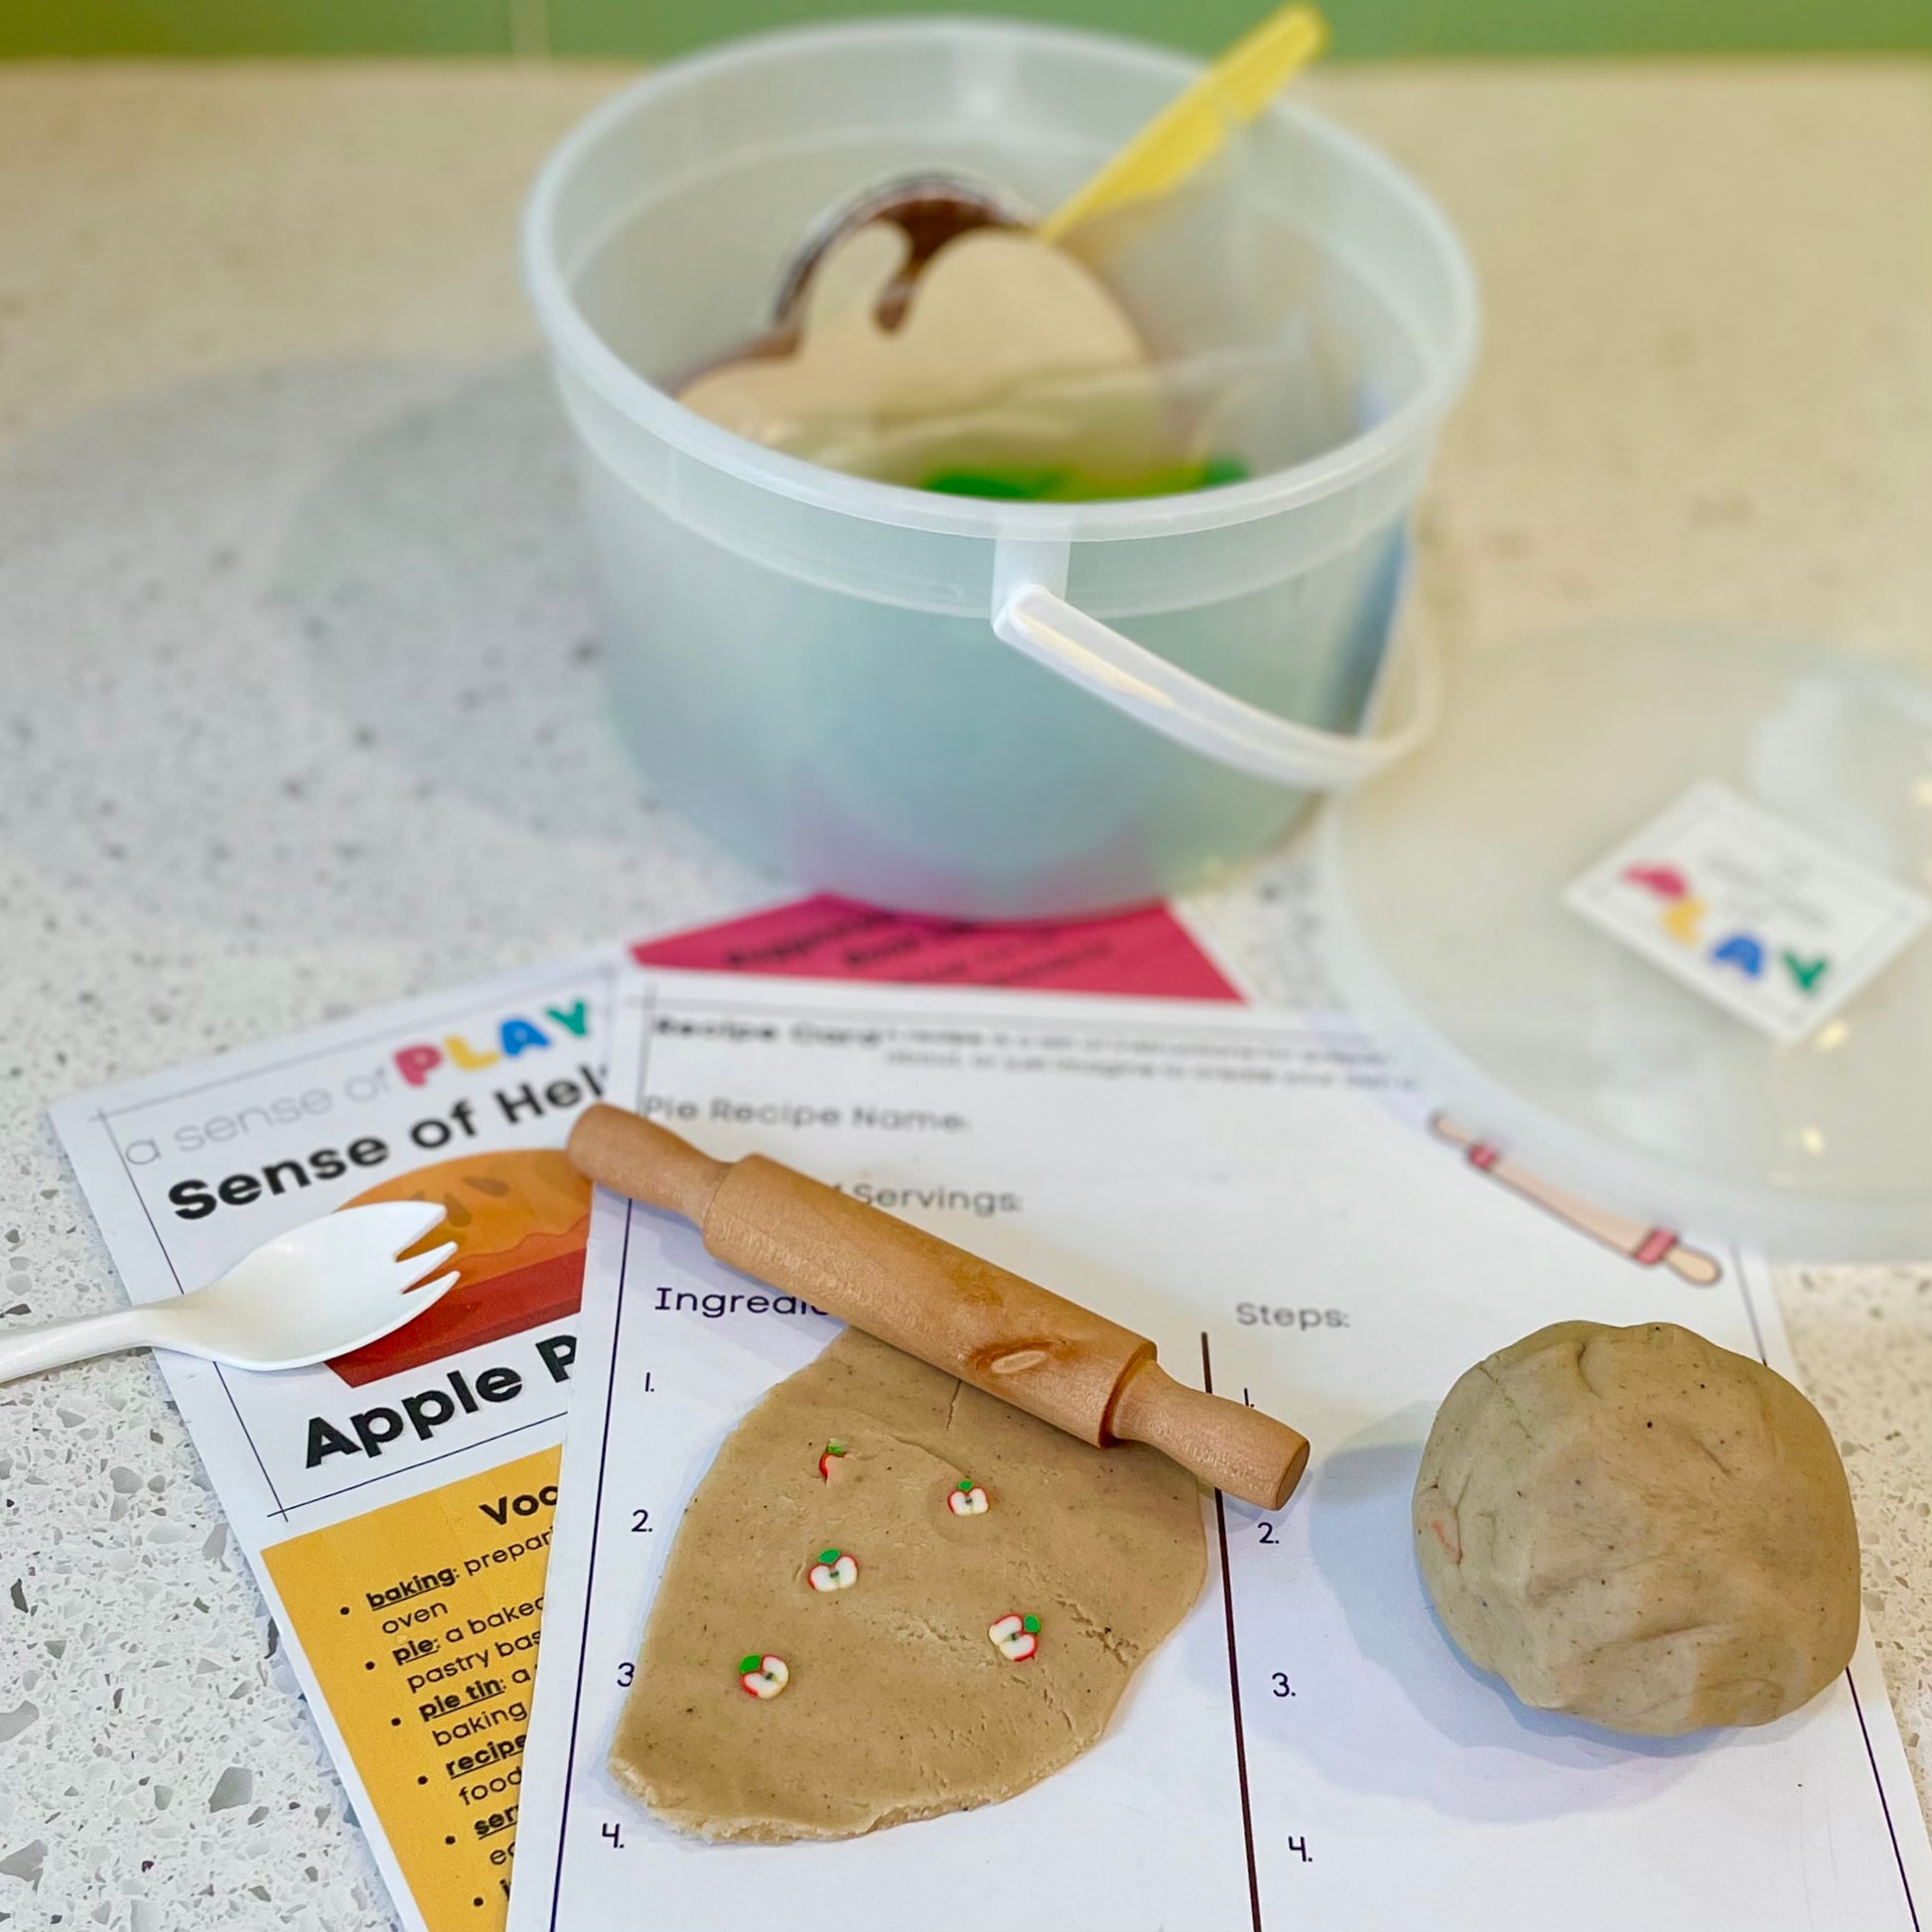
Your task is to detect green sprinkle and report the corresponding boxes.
[818,1549,839,1565]
[957,1478,974,1491]
[1022,1614,1039,1635]
[824,1441,846,1456]
[739,1655,760,1674]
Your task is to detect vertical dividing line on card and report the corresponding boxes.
[1201,1331,1264,1932]
[1733,1245,1924,1932]
[1848,1668,1923,1932]
[549,1196,631,1931]
[551,986,655,1928]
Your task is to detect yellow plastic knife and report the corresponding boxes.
[1038,4,1329,244]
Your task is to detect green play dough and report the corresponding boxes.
[921,456,1248,501]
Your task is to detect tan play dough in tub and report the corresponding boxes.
[675,220,1166,485]
[608,1327,1205,1841]
[1414,1320,1861,1736]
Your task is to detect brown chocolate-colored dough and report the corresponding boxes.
[609,1327,1205,1841]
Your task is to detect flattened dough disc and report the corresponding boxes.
[610,1328,1206,1842]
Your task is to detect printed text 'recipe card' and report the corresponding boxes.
[53,956,620,1932]
[511,971,1929,1932]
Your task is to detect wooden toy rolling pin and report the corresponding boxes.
[569,1105,1310,1510]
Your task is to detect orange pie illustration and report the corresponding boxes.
[326,1149,591,1386]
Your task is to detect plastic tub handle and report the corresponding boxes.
[991,579,1437,790]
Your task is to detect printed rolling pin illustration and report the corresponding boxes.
[568,1105,1310,1509]
[1431,1115,1721,1286]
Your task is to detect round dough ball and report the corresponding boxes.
[1413,1320,1860,1735]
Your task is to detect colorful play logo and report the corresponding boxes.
[1567,779,1926,1045]
[391,998,592,1088]
[1620,863,1831,997]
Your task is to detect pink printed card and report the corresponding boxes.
[630,894,1243,1003]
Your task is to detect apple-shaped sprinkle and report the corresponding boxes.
[989,1613,1039,1662]
[948,1478,989,1516]
[739,1653,789,1699]
[807,1547,859,1592]
[818,1440,848,1482]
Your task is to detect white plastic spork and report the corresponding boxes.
[0,1202,459,1384]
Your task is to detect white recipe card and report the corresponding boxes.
[1563,778,1928,1042]
[508,969,1929,1932]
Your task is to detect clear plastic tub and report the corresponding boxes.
[523,18,1477,918]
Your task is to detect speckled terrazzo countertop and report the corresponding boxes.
[2,58,1930,1931]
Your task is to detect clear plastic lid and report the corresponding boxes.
[1322,623,1932,1261]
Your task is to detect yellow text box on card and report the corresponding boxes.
[262,1447,560,1928]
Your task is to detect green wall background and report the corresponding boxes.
[4,0,1927,60]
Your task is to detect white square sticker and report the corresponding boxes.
[1564,779,1929,1042]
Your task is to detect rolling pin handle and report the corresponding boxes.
[565,1107,1315,1513]
[1107,1359,1311,1512]
[569,1104,730,1226]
